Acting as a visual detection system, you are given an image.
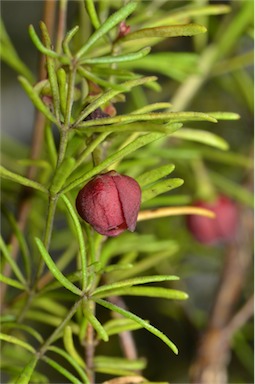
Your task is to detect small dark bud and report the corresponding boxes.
[84,108,109,121]
[118,21,131,38]
[76,171,141,237]
[186,195,238,244]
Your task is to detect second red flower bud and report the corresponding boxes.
[186,195,238,244]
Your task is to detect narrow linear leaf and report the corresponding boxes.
[110,248,179,281]
[0,274,25,290]
[85,0,101,29]
[103,318,146,336]
[2,323,43,343]
[45,123,58,167]
[14,355,39,384]
[61,195,87,291]
[0,165,47,193]
[1,20,35,82]
[35,237,82,296]
[122,23,207,41]
[205,112,240,120]
[131,102,173,114]
[42,356,82,384]
[48,345,89,384]
[0,236,27,286]
[0,333,35,353]
[40,21,60,121]
[78,66,127,91]
[28,24,61,58]
[171,128,229,150]
[137,164,175,187]
[94,355,146,371]
[83,306,109,342]
[76,2,137,58]
[142,178,184,202]
[93,275,180,296]
[57,67,68,115]
[18,76,58,124]
[2,206,31,280]
[62,26,80,57]
[95,299,178,354]
[146,4,231,28]
[93,286,188,300]
[63,326,86,368]
[80,47,151,64]
[77,111,217,128]
[75,121,180,134]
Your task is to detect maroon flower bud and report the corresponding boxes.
[186,195,238,244]
[76,171,141,237]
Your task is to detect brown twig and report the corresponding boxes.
[85,322,96,384]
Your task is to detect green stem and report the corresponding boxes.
[34,194,58,283]
[57,129,69,167]
[64,66,76,127]
[39,297,83,356]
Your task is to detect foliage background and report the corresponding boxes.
[1,1,254,383]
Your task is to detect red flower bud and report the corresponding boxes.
[76,171,141,237]
[186,195,238,244]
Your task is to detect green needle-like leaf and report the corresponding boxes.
[2,323,44,343]
[142,178,184,202]
[0,165,47,193]
[18,76,58,124]
[14,355,39,384]
[93,275,179,296]
[76,2,137,58]
[63,326,86,368]
[0,274,25,290]
[93,286,188,300]
[171,129,229,150]
[28,24,61,58]
[83,306,109,342]
[35,237,82,296]
[61,195,87,291]
[48,345,89,383]
[95,299,178,354]
[122,23,207,41]
[0,236,27,286]
[42,356,83,384]
[137,164,175,187]
[79,47,151,64]
[77,111,217,128]
[0,333,35,353]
